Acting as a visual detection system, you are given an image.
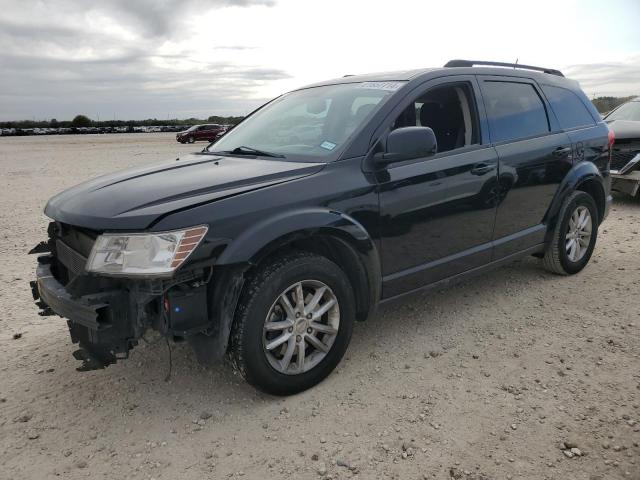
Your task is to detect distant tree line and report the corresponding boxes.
[1,95,637,129]
[591,96,636,114]
[0,114,245,129]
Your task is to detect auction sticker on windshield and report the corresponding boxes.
[357,81,404,91]
[320,141,337,150]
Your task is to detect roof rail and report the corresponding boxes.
[444,59,564,77]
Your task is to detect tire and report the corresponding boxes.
[229,251,355,395]
[543,191,598,275]
[179,140,186,144]
[188,136,195,144]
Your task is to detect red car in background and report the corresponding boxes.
[176,124,227,144]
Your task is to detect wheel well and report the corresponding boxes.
[576,178,605,223]
[248,233,373,322]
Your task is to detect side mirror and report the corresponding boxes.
[375,126,437,167]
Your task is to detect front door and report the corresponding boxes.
[377,77,499,297]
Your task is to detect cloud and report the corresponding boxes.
[0,51,290,120]
[77,0,275,38]
[0,0,282,120]
[564,55,640,98]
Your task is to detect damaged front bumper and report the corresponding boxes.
[611,150,640,197]
[31,255,139,370]
[31,252,219,371]
[611,170,640,197]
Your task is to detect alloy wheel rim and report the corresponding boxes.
[565,205,592,262]
[262,280,340,375]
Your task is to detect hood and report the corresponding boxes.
[606,120,640,140]
[45,153,325,230]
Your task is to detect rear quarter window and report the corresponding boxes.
[541,85,596,130]
[482,81,550,143]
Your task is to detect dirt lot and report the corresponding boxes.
[0,133,638,480]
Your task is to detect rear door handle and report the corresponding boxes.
[553,146,572,157]
[470,163,497,175]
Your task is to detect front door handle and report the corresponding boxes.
[553,146,572,157]
[470,163,497,175]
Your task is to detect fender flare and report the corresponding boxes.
[216,208,376,264]
[192,208,381,364]
[544,161,606,241]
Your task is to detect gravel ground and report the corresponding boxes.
[0,133,638,480]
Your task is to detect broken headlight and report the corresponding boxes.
[86,226,208,276]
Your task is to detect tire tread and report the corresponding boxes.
[543,191,596,275]
[229,250,327,384]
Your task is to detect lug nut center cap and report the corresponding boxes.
[295,319,307,334]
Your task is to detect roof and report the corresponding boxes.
[297,62,576,91]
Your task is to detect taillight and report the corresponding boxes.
[608,129,615,147]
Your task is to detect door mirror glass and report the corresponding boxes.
[376,126,437,166]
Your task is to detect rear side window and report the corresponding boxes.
[483,81,550,143]
[541,85,595,130]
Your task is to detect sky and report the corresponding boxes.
[0,0,638,121]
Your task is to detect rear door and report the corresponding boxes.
[478,76,573,258]
[196,125,210,139]
[539,84,609,174]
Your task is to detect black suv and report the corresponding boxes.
[31,60,612,395]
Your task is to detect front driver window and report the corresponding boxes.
[392,83,479,154]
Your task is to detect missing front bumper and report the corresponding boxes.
[31,252,220,371]
[32,256,136,370]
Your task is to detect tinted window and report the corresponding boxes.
[483,81,549,143]
[392,83,479,153]
[542,85,595,129]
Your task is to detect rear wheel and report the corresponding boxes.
[229,251,355,395]
[543,191,598,275]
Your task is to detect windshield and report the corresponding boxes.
[209,82,405,160]
[605,101,640,122]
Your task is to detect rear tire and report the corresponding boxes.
[543,191,598,275]
[229,251,355,395]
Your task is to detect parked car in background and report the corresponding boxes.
[176,124,226,143]
[604,97,640,199]
[32,60,612,395]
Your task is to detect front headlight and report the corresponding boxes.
[86,225,208,276]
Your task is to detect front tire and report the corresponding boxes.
[543,191,598,275]
[229,251,355,395]
[188,136,195,144]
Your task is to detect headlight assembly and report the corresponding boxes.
[86,226,208,276]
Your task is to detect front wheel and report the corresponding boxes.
[188,136,195,144]
[229,252,355,395]
[543,191,598,275]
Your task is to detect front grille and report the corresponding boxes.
[56,239,87,276]
[611,148,640,172]
[48,222,97,285]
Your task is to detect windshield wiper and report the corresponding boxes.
[211,146,285,158]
